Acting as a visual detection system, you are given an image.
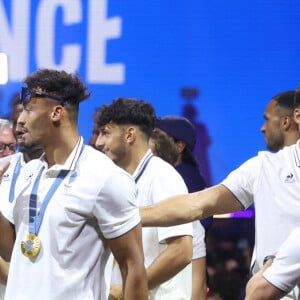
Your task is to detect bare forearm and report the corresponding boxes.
[110,224,148,300]
[192,257,207,300]
[140,185,243,227]
[140,193,202,227]
[245,260,285,300]
[0,257,9,285]
[123,267,148,300]
[147,236,193,290]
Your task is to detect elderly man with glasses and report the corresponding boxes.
[0,119,16,159]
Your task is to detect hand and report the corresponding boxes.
[109,284,122,300]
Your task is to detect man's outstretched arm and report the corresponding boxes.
[140,185,244,227]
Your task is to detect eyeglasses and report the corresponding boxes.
[20,87,67,106]
[0,142,16,153]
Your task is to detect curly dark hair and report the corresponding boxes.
[150,129,178,165]
[23,69,91,104]
[94,97,156,138]
[23,68,91,122]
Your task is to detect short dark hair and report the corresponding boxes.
[23,68,90,122]
[94,97,156,138]
[272,90,295,114]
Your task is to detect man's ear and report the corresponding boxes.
[281,115,292,131]
[294,108,300,126]
[51,106,64,121]
[175,140,186,154]
[126,126,136,144]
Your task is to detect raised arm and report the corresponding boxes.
[140,185,244,227]
[108,223,148,300]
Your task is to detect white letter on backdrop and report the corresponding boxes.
[87,0,125,84]
[36,0,81,72]
[0,0,30,80]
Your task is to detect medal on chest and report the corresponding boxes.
[21,233,41,258]
[21,167,70,259]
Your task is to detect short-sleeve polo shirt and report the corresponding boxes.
[222,141,300,272]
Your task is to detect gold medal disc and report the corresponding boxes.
[21,233,41,258]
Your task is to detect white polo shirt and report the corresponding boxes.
[134,150,193,299]
[221,141,300,298]
[263,227,300,296]
[1,138,141,300]
[0,286,4,300]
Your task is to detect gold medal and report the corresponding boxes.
[21,233,41,258]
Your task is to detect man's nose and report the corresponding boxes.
[95,135,105,151]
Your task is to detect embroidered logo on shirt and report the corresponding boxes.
[2,173,10,181]
[284,172,295,183]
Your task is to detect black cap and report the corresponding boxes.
[155,115,196,150]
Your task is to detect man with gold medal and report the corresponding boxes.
[0,69,148,300]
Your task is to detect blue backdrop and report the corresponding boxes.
[1,0,300,186]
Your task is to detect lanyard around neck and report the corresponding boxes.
[28,167,69,235]
[28,142,85,235]
[8,155,22,203]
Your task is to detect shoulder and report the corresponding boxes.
[80,145,133,183]
[81,145,117,169]
[146,156,187,193]
[149,156,184,179]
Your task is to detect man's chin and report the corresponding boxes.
[18,143,33,152]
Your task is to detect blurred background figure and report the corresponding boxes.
[260,90,300,152]
[181,87,212,186]
[0,119,16,158]
[152,115,213,230]
[150,115,210,300]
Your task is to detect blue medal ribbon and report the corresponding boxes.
[28,168,69,235]
[28,141,85,235]
[8,155,22,203]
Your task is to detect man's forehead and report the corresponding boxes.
[0,129,15,139]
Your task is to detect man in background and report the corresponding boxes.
[260,90,300,151]
[149,115,208,300]
[140,88,300,299]
[94,98,193,299]
[0,119,16,159]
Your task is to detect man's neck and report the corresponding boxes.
[121,144,149,175]
[44,132,80,168]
